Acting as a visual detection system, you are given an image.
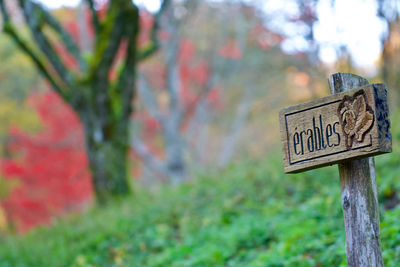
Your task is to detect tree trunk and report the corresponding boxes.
[165,141,185,184]
[163,117,185,184]
[0,0,171,203]
[381,18,400,108]
[83,119,130,203]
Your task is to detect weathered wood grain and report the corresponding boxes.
[331,72,384,267]
[279,82,391,173]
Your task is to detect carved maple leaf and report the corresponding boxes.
[339,93,374,148]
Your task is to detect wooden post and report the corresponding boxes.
[280,72,391,265]
[330,73,384,267]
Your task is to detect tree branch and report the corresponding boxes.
[4,26,66,97]
[184,50,222,142]
[0,0,66,98]
[39,4,86,70]
[137,73,164,123]
[137,0,171,61]
[131,135,168,176]
[184,95,211,143]
[18,0,73,87]
[85,0,100,34]
[89,1,129,85]
[114,7,140,118]
[84,1,129,127]
[161,15,184,124]
[87,0,138,130]
[0,0,9,22]
[117,39,137,118]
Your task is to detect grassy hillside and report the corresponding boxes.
[0,114,399,267]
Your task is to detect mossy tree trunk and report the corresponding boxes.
[81,107,132,202]
[0,0,170,203]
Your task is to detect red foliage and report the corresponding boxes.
[207,88,222,109]
[64,20,80,44]
[179,39,196,63]
[219,39,242,59]
[144,115,160,132]
[191,60,209,85]
[1,92,93,232]
[250,24,284,50]
[178,39,213,111]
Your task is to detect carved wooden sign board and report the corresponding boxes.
[280,84,392,173]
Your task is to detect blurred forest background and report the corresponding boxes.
[0,0,400,266]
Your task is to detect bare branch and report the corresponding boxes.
[137,0,171,61]
[131,135,168,176]
[184,49,222,142]
[165,40,181,108]
[137,73,164,123]
[161,13,184,124]
[185,97,210,143]
[0,0,9,22]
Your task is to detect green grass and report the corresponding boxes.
[1,114,399,266]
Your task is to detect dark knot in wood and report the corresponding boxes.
[343,195,350,210]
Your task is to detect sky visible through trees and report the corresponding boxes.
[38,0,391,73]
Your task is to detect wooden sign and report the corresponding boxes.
[279,83,392,173]
[279,73,391,266]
